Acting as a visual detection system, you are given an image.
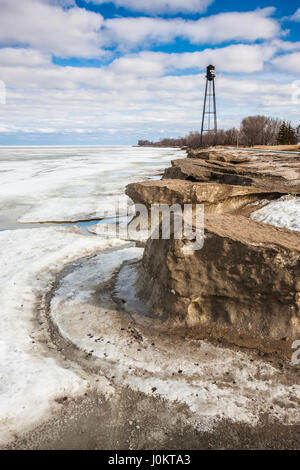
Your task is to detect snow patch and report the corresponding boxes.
[0,226,126,444]
[251,196,300,232]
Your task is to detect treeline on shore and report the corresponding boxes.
[138,116,300,149]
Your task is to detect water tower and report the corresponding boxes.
[200,65,217,146]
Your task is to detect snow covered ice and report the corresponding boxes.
[0,146,185,225]
[0,146,183,444]
[251,196,300,232]
[0,226,129,444]
[0,146,299,447]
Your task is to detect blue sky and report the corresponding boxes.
[0,0,299,145]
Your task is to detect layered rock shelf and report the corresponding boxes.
[126,148,300,358]
[163,148,300,194]
[126,180,280,215]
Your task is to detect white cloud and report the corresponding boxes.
[184,8,280,44]
[110,45,276,75]
[103,8,281,48]
[1,49,297,141]
[87,0,214,14]
[271,39,300,51]
[273,52,300,74]
[0,3,282,58]
[110,55,166,76]
[43,0,76,5]
[0,44,276,94]
[0,48,51,67]
[169,44,275,73]
[0,0,104,58]
[291,8,300,21]
[0,2,298,143]
[2,71,297,142]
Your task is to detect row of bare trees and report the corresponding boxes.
[138,116,300,149]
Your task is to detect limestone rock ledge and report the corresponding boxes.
[126,179,279,214]
[135,214,300,358]
[163,152,300,194]
[126,149,300,358]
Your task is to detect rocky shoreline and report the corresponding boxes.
[6,242,300,450]
[126,147,300,359]
[1,147,299,449]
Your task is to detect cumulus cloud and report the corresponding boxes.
[87,0,214,14]
[291,8,300,21]
[0,48,51,67]
[2,71,297,143]
[273,52,300,74]
[0,0,104,57]
[271,39,300,51]
[0,3,281,57]
[0,43,277,94]
[110,45,276,76]
[103,8,281,48]
[0,1,298,143]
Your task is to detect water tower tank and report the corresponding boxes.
[206,65,215,81]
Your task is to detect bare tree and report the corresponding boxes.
[240,115,282,146]
[186,132,202,149]
[224,128,240,146]
[138,116,284,149]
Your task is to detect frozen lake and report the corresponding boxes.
[0,145,186,443]
[0,146,185,230]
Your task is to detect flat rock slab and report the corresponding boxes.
[126,180,279,214]
[164,151,300,193]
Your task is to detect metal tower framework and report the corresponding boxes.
[200,65,217,146]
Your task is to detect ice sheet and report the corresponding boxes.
[19,194,132,223]
[0,226,126,444]
[88,217,150,243]
[0,146,185,226]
